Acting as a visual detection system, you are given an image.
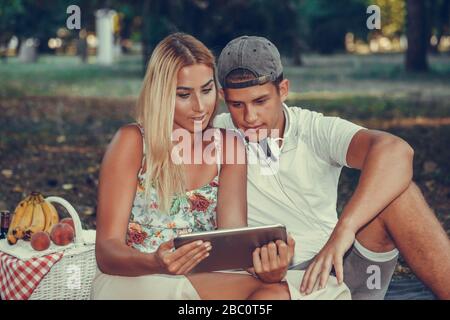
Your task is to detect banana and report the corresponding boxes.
[6,233,18,245]
[13,196,36,240]
[24,198,46,240]
[7,192,60,244]
[6,196,31,245]
[42,200,59,233]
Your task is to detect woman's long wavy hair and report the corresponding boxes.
[135,33,219,213]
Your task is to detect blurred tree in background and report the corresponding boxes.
[297,0,370,54]
[425,0,450,54]
[406,0,429,71]
[0,0,70,53]
[1,0,449,71]
[0,0,24,52]
[137,0,304,67]
[373,0,406,38]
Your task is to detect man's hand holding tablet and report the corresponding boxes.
[247,233,296,283]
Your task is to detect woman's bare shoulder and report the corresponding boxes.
[119,123,144,142]
[102,123,144,170]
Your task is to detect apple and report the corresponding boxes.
[50,223,74,246]
[60,218,75,233]
[30,231,51,251]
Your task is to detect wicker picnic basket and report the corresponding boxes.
[27,196,97,300]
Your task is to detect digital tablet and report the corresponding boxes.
[173,224,287,273]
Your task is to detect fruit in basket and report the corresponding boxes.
[30,231,51,251]
[7,192,60,245]
[60,218,75,232]
[50,223,74,246]
[6,195,31,245]
[24,197,46,241]
[12,196,36,240]
[42,199,60,233]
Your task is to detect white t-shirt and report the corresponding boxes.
[213,104,365,265]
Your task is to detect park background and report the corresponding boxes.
[0,0,449,299]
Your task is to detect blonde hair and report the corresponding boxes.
[135,33,219,213]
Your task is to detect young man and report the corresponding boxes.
[213,35,450,300]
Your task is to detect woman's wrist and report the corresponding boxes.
[144,251,165,274]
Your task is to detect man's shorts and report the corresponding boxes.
[289,239,399,300]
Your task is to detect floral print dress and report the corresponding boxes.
[126,123,220,253]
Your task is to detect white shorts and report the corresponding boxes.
[90,267,351,300]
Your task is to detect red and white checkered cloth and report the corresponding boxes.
[0,251,64,300]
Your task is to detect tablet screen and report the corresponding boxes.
[173,224,287,272]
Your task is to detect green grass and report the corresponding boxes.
[284,53,450,100]
[287,94,450,119]
[1,53,450,119]
[0,55,143,97]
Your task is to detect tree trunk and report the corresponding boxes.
[0,33,12,63]
[405,0,429,72]
[141,0,154,75]
[292,38,303,66]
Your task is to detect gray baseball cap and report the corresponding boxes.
[217,35,283,89]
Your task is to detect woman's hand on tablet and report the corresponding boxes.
[155,239,212,275]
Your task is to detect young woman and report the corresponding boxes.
[90,33,350,300]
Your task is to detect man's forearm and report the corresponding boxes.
[337,137,414,234]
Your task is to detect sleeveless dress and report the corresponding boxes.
[90,123,351,300]
[91,123,221,299]
[126,123,220,254]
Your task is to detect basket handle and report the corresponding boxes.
[44,196,85,245]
